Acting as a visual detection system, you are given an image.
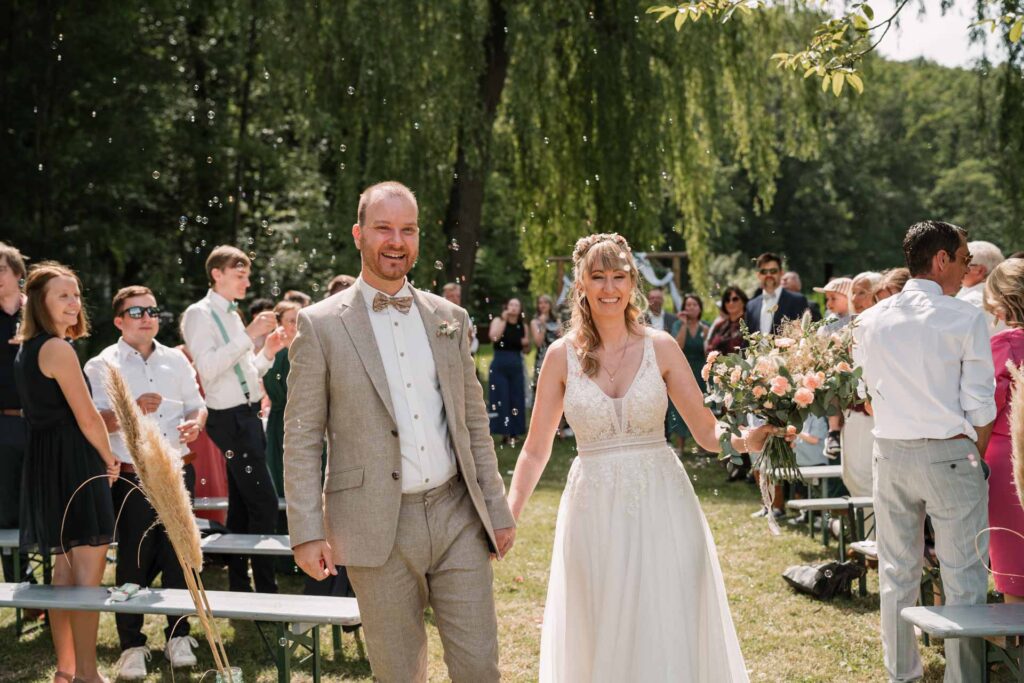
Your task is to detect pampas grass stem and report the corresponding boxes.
[1004,359,1024,511]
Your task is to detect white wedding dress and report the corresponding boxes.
[539,330,749,682]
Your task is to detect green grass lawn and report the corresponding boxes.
[2,433,1011,681]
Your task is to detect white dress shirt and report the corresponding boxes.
[648,310,666,332]
[957,281,1007,335]
[360,277,458,494]
[84,339,206,463]
[759,290,780,334]
[181,290,273,409]
[852,278,996,441]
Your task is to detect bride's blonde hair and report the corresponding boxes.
[568,233,647,377]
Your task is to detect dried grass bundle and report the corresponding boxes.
[104,367,232,676]
[1005,359,1024,511]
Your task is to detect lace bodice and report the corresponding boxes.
[563,330,668,452]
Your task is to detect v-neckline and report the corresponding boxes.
[585,333,648,402]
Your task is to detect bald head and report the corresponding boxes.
[781,271,802,292]
[357,181,418,227]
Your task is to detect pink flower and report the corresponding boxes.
[730,367,743,383]
[802,373,823,390]
[754,356,776,377]
[774,337,796,348]
[752,386,767,399]
[770,376,791,396]
[701,364,711,382]
[793,387,815,407]
[764,400,774,409]
[836,361,853,373]
[707,351,721,364]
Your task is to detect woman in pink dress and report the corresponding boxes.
[983,259,1024,602]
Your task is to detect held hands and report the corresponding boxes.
[491,527,516,561]
[294,539,338,581]
[136,393,162,415]
[246,311,277,340]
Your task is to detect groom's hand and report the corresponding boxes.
[492,527,516,560]
[294,539,338,580]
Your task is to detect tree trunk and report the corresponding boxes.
[442,0,509,299]
[232,3,259,236]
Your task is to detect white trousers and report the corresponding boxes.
[873,437,989,683]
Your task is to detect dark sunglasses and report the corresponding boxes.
[120,305,161,319]
[759,267,780,275]
[725,296,743,303]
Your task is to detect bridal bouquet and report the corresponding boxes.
[703,314,863,483]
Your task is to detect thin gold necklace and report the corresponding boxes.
[601,333,634,382]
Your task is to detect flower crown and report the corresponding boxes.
[571,232,632,266]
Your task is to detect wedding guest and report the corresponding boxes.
[782,270,822,320]
[745,253,810,335]
[15,262,118,683]
[788,414,829,525]
[1010,251,1024,260]
[645,288,677,332]
[0,242,33,587]
[842,272,883,500]
[982,259,1024,603]
[263,299,300,498]
[706,286,750,480]
[247,297,275,353]
[874,267,910,301]
[813,277,854,458]
[958,239,1005,333]
[84,286,205,679]
[669,294,710,451]
[853,220,993,682]
[326,274,356,297]
[530,294,561,382]
[489,297,528,443]
[443,282,478,354]
[181,246,285,593]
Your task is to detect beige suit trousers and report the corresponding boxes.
[347,474,500,683]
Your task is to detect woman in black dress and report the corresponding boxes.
[15,262,118,683]
[488,297,529,442]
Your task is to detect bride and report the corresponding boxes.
[508,233,780,682]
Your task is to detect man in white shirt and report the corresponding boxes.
[181,245,287,593]
[853,221,995,683]
[286,181,515,682]
[957,239,1005,334]
[84,286,208,679]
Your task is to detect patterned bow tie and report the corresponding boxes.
[372,292,413,314]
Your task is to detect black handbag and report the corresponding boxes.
[782,561,865,601]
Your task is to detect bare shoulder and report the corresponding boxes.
[38,337,79,377]
[650,329,680,354]
[541,337,570,376]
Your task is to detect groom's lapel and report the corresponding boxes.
[413,287,460,432]
[337,281,396,425]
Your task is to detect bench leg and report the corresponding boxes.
[837,518,846,562]
[313,625,321,683]
[12,550,22,637]
[276,622,291,683]
[332,625,342,659]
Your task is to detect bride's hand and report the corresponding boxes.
[744,424,795,452]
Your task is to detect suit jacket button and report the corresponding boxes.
[390,429,398,437]
[391,471,400,480]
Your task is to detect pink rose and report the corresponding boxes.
[707,351,721,364]
[764,400,774,409]
[793,387,815,407]
[836,361,852,373]
[754,356,776,377]
[730,367,743,383]
[802,373,822,390]
[701,364,711,382]
[770,376,791,396]
[752,386,767,399]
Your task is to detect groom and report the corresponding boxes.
[284,181,516,682]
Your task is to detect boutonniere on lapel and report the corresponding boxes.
[437,320,461,339]
[768,304,779,315]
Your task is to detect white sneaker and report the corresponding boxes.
[165,635,198,668]
[116,646,150,680]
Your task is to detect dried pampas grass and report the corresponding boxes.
[105,367,232,676]
[1004,359,1024,511]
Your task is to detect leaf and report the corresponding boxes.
[821,74,831,92]
[645,5,669,14]
[832,71,845,96]
[657,8,676,22]
[803,66,817,79]
[770,52,789,61]
[852,14,869,31]
[847,72,864,94]
[1011,18,1024,43]
[862,3,874,21]
[675,10,686,30]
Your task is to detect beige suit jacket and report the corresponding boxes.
[283,279,515,567]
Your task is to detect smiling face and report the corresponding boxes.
[43,275,82,336]
[851,279,875,314]
[583,265,632,321]
[723,289,744,319]
[211,263,251,302]
[353,194,419,292]
[683,296,702,320]
[757,259,782,294]
[115,293,160,349]
[824,291,849,316]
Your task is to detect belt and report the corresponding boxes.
[120,451,196,474]
[946,434,970,441]
[0,409,22,417]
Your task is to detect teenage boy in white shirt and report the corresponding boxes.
[181,245,288,593]
[85,286,207,679]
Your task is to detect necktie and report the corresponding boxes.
[373,292,413,314]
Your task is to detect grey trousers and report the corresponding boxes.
[347,475,500,683]
[873,437,989,683]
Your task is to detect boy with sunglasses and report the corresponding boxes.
[83,285,208,679]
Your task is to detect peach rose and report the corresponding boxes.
[770,376,791,396]
[793,387,815,407]
[752,386,767,399]
[701,364,711,382]
[730,367,743,383]
[754,356,776,377]
[836,361,853,373]
[802,373,822,390]
[707,351,721,364]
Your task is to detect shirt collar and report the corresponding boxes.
[763,289,780,303]
[358,275,412,310]
[205,289,236,313]
[903,278,943,295]
[117,337,161,362]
